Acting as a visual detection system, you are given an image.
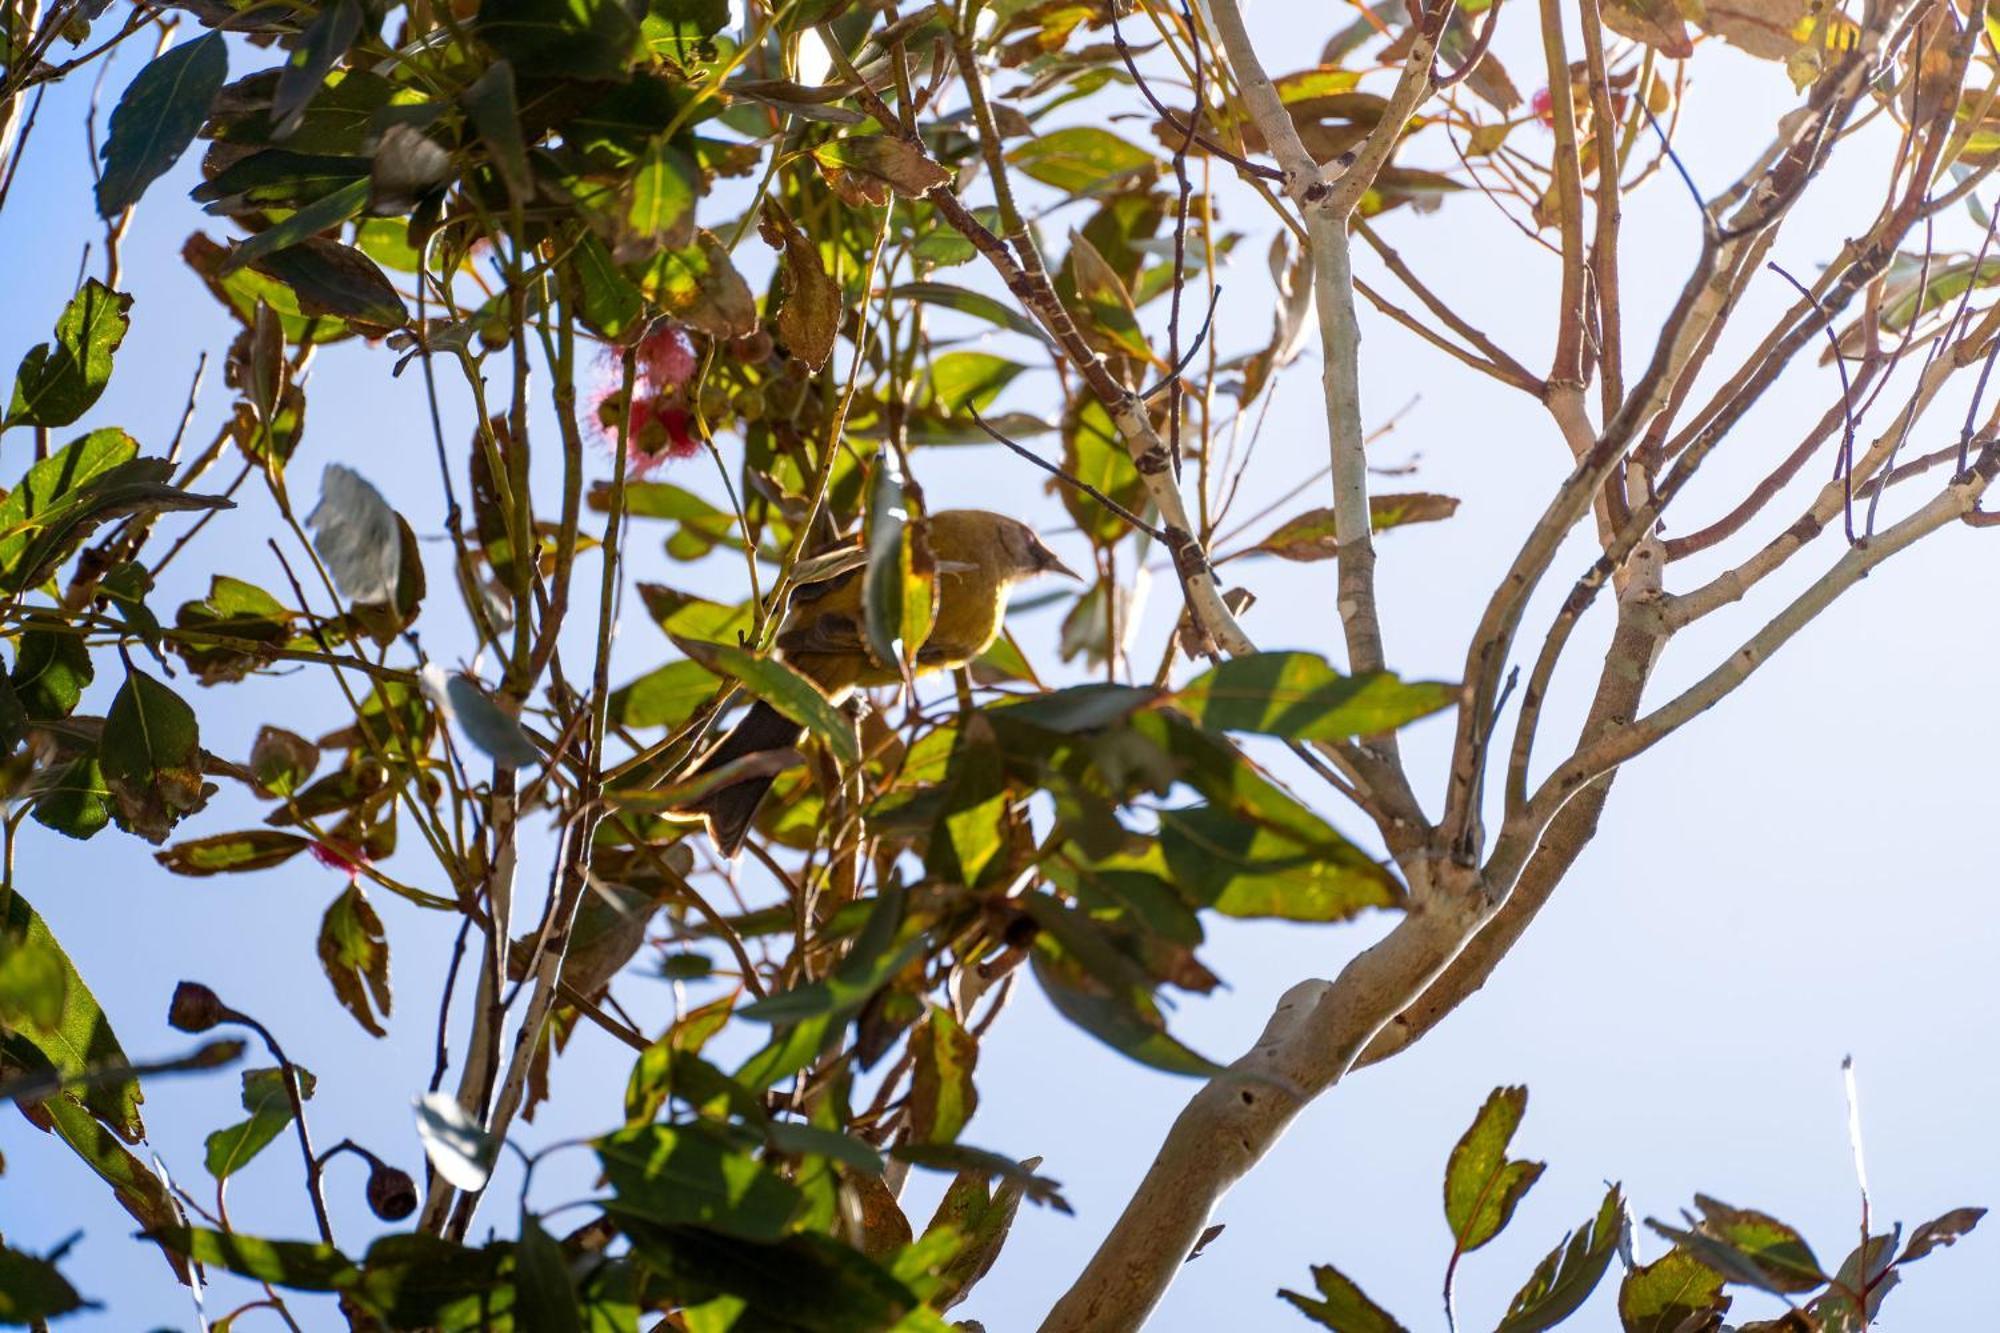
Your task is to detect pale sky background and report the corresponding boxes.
[4,6,1997,1331]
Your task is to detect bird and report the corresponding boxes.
[684,509,1078,855]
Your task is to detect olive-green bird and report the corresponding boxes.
[686,509,1078,855]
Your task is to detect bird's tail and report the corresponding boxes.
[684,700,803,856]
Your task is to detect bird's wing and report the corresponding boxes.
[776,603,866,656]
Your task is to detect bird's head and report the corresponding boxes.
[929,509,1081,584]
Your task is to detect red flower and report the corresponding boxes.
[637,323,698,388]
[311,840,368,880]
[1531,86,1555,129]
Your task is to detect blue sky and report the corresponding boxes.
[4,9,1997,1330]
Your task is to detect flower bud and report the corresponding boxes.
[366,1161,419,1221]
[168,981,226,1033]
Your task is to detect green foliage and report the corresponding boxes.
[5,281,131,430]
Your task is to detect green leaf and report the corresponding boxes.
[1444,1086,1544,1254]
[736,885,924,1025]
[319,884,392,1037]
[2,891,144,1137]
[446,676,540,769]
[515,1213,585,1333]
[572,232,646,339]
[1159,804,1401,922]
[156,829,313,876]
[1617,1247,1729,1332]
[272,0,362,135]
[627,137,697,248]
[928,351,1025,413]
[609,658,721,730]
[0,1240,91,1323]
[671,635,859,766]
[152,1226,357,1290]
[634,231,757,339]
[861,456,934,676]
[1024,896,1225,1077]
[463,62,533,202]
[252,238,407,332]
[171,574,296,684]
[12,626,93,720]
[1496,1185,1627,1333]
[1254,494,1462,561]
[918,1163,1031,1311]
[907,1006,978,1145]
[6,280,132,429]
[887,282,1056,347]
[617,1218,918,1332]
[205,1065,316,1181]
[0,430,227,593]
[479,0,642,79]
[219,178,370,277]
[99,666,209,843]
[1006,127,1156,194]
[1278,1262,1410,1332]
[598,1123,802,1240]
[1172,653,1455,741]
[17,1091,185,1280]
[95,31,228,217]
[30,756,112,841]
[1649,1196,1826,1295]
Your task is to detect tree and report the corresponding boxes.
[0,0,1992,1326]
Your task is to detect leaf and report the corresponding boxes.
[478,0,642,80]
[462,61,533,202]
[1900,1206,1985,1262]
[251,239,407,332]
[907,1006,978,1145]
[928,352,1024,414]
[319,885,391,1037]
[413,1093,497,1191]
[1172,653,1455,740]
[860,456,934,677]
[446,675,540,769]
[218,177,369,277]
[1158,804,1401,922]
[1,891,143,1138]
[0,1240,91,1322]
[205,1065,316,1181]
[95,31,227,217]
[157,829,313,876]
[1601,0,1695,57]
[1254,494,1461,561]
[887,282,1056,347]
[18,1092,186,1281]
[151,1226,356,1290]
[1444,1086,1544,1254]
[515,1213,585,1333]
[250,725,319,797]
[627,137,698,250]
[6,280,132,429]
[610,658,721,730]
[1649,1196,1826,1295]
[272,0,362,135]
[1618,1247,1729,1332]
[598,1123,803,1240]
[811,134,951,201]
[761,203,840,372]
[1006,127,1157,194]
[617,1218,918,1332]
[1278,1262,1410,1332]
[99,666,209,844]
[1496,1185,1626,1333]
[30,756,112,841]
[1025,897,1226,1078]
[671,635,860,766]
[12,626,93,720]
[307,464,403,605]
[0,430,226,593]
[635,231,758,339]
[736,885,925,1025]
[171,574,296,684]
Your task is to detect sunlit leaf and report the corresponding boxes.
[1444,1086,1544,1254]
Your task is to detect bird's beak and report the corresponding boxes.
[1032,540,1082,581]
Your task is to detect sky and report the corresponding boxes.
[4,6,1998,1331]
